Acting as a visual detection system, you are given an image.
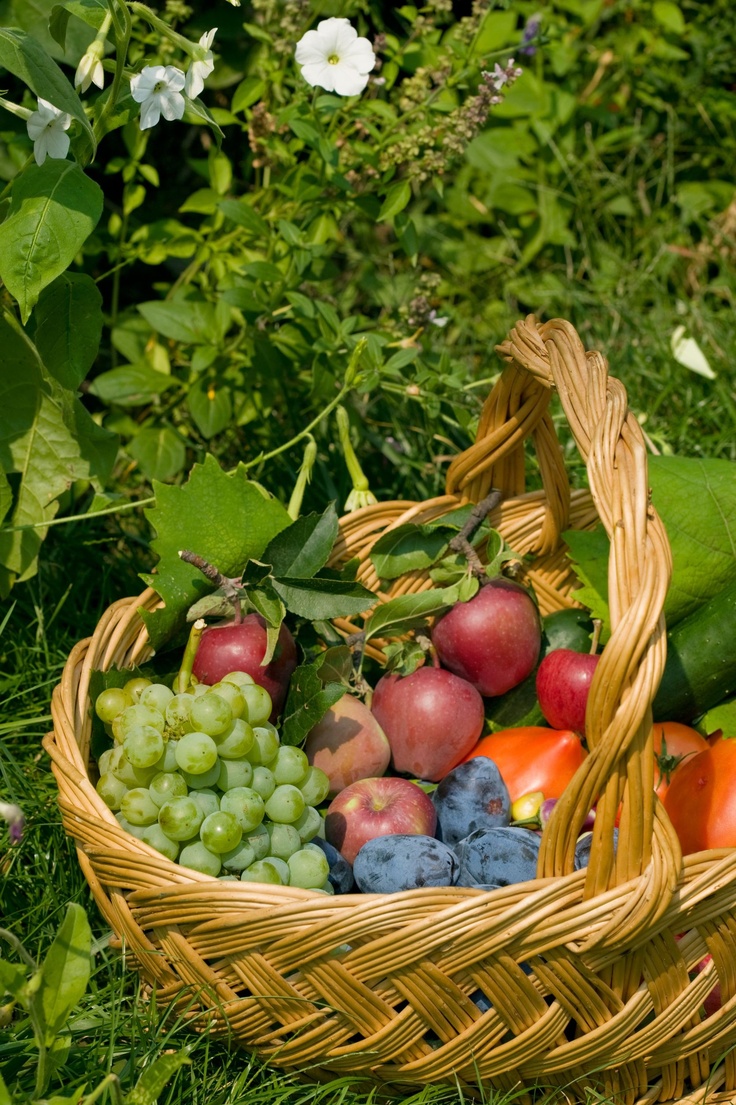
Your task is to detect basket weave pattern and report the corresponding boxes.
[46,318,736,1103]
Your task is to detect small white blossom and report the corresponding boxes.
[26,99,72,166]
[130,65,186,130]
[75,43,105,93]
[295,17,376,97]
[185,28,217,99]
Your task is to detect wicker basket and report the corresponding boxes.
[46,317,736,1104]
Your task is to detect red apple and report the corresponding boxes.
[303,695,391,796]
[192,614,297,715]
[431,579,541,697]
[324,776,437,865]
[371,666,484,783]
[535,649,600,736]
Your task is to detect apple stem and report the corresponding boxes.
[175,618,206,694]
[590,618,602,654]
[415,630,441,668]
[447,489,503,580]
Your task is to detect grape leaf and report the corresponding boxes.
[141,455,291,649]
[280,653,347,746]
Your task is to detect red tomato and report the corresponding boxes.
[663,736,736,854]
[653,721,709,802]
[463,726,586,803]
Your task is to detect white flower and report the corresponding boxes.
[185,28,217,99]
[26,99,72,166]
[295,17,376,97]
[75,40,105,93]
[130,65,186,130]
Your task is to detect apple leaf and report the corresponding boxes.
[141,455,291,649]
[696,697,736,740]
[270,575,374,621]
[280,652,347,747]
[363,575,479,640]
[370,523,452,580]
[262,503,339,578]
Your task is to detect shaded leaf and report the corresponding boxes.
[125,1048,191,1105]
[280,654,347,747]
[0,161,103,322]
[31,273,103,390]
[138,298,218,345]
[128,426,186,482]
[562,527,611,643]
[378,180,412,222]
[0,958,27,998]
[370,523,451,579]
[187,379,232,438]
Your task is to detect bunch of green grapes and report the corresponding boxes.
[94,671,331,891]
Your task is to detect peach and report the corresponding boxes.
[303,695,391,796]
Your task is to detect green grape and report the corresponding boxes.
[240,859,282,885]
[124,677,152,702]
[241,685,273,726]
[299,766,331,807]
[164,694,194,738]
[221,671,255,688]
[192,683,211,697]
[266,856,290,884]
[188,788,220,820]
[293,805,322,844]
[142,823,180,861]
[220,787,265,832]
[247,726,279,766]
[272,746,309,786]
[200,811,243,854]
[111,750,157,789]
[120,787,159,826]
[179,840,221,877]
[266,822,301,860]
[175,731,218,774]
[210,681,246,718]
[156,739,180,772]
[158,797,203,841]
[190,693,233,737]
[243,823,270,861]
[115,703,166,741]
[217,758,253,791]
[264,784,305,825]
[287,847,330,890]
[214,718,254,760]
[218,874,240,882]
[181,762,222,790]
[250,766,276,801]
[95,687,133,724]
[317,879,335,895]
[220,840,257,873]
[114,812,148,839]
[123,725,164,769]
[148,771,188,807]
[97,747,117,775]
[139,682,175,714]
[96,772,128,810]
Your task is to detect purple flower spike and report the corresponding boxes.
[1,802,24,844]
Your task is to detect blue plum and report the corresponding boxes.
[455,826,541,887]
[574,828,619,870]
[311,835,355,894]
[353,834,458,894]
[432,758,511,847]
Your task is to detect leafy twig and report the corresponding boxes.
[447,488,503,578]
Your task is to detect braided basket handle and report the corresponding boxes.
[452,317,681,928]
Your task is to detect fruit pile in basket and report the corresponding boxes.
[89,463,736,895]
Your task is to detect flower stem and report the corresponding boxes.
[287,435,317,520]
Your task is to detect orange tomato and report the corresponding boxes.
[653,721,709,802]
[463,726,586,803]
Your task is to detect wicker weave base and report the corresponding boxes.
[46,318,736,1103]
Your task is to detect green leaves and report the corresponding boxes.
[0,161,103,322]
[264,504,338,578]
[371,523,452,580]
[0,310,117,594]
[38,903,92,1046]
[125,1048,191,1105]
[29,273,103,390]
[280,650,348,747]
[142,455,292,649]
